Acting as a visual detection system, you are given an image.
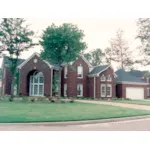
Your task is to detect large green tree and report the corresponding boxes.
[0,18,37,100]
[40,23,87,97]
[84,48,105,66]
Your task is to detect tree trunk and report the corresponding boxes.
[58,68,62,99]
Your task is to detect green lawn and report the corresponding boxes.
[0,101,150,123]
[107,99,150,106]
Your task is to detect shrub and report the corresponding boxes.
[70,97,74,103]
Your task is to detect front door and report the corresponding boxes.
[29,72,44,96]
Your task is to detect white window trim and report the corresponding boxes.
[64,66,68,79]
[107,75,112,82]
[77,84,83,97]
[64,84,67,97]
[101,74,106,81]
[101,84,106,97]
[106,84,112,97]
[77,65,83,79]
[29,72,44,97]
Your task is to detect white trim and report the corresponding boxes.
[18,52,40,69]
[116,81,148,85]
[29,72,44,96]
[101,84,106,97]
[106,84,112,97]
[80,55,92,67]
[107,75,112,82]
[64,84,67,97]
[77,65,83,79]
[64,66,68,79]
[101,74,106,81]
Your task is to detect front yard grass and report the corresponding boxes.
[107,99,150,106]
[0,101,150,123]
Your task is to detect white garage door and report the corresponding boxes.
[126,87,144,100]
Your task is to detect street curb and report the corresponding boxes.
[0,115,150,126]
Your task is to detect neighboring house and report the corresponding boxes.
[116,69,148,100]
[1,52,116,99]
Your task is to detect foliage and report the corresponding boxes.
[136,18,150,66]
[0,18,37,98]
[40,23,87,97]
[84,48,105,66]
[105,29,134,70]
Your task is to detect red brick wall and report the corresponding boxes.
[116,83,147,99]
[19,55,52,96]
[88,77,94,98]
[95,67,116,99]
[61,57,89,97]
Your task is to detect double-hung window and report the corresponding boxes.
[77,66,83,78]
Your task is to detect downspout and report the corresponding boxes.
[51,68,53,97]
[94,75,96,99]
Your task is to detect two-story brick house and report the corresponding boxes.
[1,52,117,99]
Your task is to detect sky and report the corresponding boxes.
[0,18,143,70]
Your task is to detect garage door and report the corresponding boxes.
[126,87,144,100]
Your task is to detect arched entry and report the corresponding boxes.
[29,71,44,96]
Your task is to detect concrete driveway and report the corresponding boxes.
[76,100,150,110]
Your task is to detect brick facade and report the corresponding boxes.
[61,57,89,98]
[19,55,52,96]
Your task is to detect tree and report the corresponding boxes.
[40,23,87,98]
[84,48,105,66]
[136,18,150,66]
[0,18,37,100]
[105,29,133,70]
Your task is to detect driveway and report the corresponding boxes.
[76,100,150,110]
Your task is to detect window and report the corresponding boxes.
[101,74,106,81]
[64,84,67,97]
[101,84,106,97]
[77,84,83,97]
[77,66,83,78]
[64,66,68,78]
[147,88,150,97]
[29,72,44,96]
[106,84,112,97]
[107,75,112,81]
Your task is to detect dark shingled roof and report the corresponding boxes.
[128,70,147,78]
[3,56,25,67]
[88,65,109,76]
[115,69,147,84]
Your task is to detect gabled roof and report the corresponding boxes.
[17,52,60,70]
[115,69,148,85]
[88,65,110,77]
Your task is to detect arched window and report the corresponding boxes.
[29,72,44,96]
